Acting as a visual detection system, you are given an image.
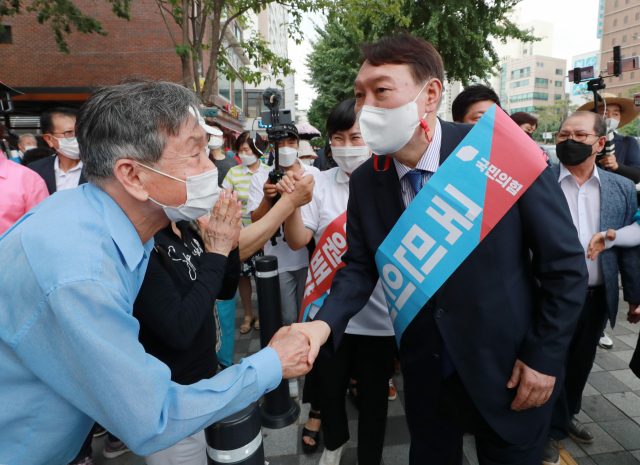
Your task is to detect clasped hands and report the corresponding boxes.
[274,169,315,208]
[267,320,331,379]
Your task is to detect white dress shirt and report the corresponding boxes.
[54,156,83,192]
[394,119,442,207]
[558,164,604,286]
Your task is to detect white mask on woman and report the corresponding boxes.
[331,145,370,174]
[239,154,257,166]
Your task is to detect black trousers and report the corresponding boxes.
[401,316,548,465]
[311,333,396,465]
[549,286,607,441]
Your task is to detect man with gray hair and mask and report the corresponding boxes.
[0,80,313,465]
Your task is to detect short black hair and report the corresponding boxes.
[451,85,501,122]
[210,121,224,132]
[41,107,78,135]
[235,131,262,157]
[361,34,445,84]
[326,99,357,138]
[511,112,538,129]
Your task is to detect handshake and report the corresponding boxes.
[267,320,332,379]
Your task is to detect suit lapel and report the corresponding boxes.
[44,156,57,194]
[375,161,405,233]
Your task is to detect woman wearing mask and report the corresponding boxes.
[206,122,238,186]
[222,131,270,333]
[276,99,396,465]
[133,185,242,465]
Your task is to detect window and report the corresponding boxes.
[555,94,562,101]
[535,78,549,89]
[609,76,613,82]
[234,23,242,42]
[632,72,636,79]
[218,73,230,101]
[523,49,527,54]
[509,79,529,88]
[627,0,630,3]
[246,91,262,118]
[614,19,618,27]
[510,92,548,103]
[625,16,629,24]
[615,0,618,7]
[0,26,12,44]
[555,81,563,87]
[510,106,536,115]
[233,78,243,108]
[624,35,627,43]
[613,38,617,45]
[637,12,639,20]
[510,67,530,80]
[556,69,563,75]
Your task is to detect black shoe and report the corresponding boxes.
[569,418,594,444]
[93,424,107,438]
[542,438,560,465]
[301,410,321,454]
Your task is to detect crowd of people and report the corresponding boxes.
[2,32,640,465]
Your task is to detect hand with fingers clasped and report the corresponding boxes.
[196,187,243,257]
[507,359,556,411]
[276,169,315,208]
[268,327,313,379]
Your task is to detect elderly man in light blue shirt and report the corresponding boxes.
[0,80,311,465]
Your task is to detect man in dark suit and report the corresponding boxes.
[546,112,640,463]
[29,108,87,194]
[292,34,588,464]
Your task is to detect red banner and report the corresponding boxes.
[298,211,348,322]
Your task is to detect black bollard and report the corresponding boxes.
[205,402,264,465]
[254,255,301,429]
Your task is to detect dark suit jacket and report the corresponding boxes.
[551,164,640,325]
[28,155,87,195]
[613,132,640,169]
[314,120,589,444]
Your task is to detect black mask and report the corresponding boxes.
[556,139,595,166]
[526,131,534,139]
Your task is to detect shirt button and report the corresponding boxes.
[436,309,444,318]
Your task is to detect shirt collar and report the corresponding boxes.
[336,168,349,184]
[559,163,601,185]
[0,154,7,179]
[394,118,442,180]
[54,155,83,174]
[243,162,266,175]
[83,183,153,272]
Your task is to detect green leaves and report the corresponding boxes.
[306,0,537,129]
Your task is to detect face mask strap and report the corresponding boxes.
[414,80,433,143]
[136,162,186,184]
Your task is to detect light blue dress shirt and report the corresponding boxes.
[0,183,282,465]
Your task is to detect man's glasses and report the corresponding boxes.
[50,130,76,139]
[556,132,598,143]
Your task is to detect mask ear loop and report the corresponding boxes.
[420,117,433,143]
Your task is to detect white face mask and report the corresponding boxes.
[208,137,223,150]
[52,136,81,160]
[606,118,620,131]
[23,145,37,153]
[138,163,220,222]
[357,81,430,155]
[278,146,298,167]
[239,154,257,166]
[331,145,371,174]
[300,157,316,166]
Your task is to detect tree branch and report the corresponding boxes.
[154,0,177,47]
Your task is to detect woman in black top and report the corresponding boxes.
[133,191,241,464]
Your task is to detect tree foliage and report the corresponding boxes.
[532,100,578,143]
[306,0,536,130]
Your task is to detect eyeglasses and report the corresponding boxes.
[556,132,598,143]
[49,130,76,139]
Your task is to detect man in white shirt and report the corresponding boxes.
[17,134,38,159]
[248,124,319,397]
[545,111,640,465]
[29,108,86,194]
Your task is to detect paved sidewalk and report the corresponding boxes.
[89,291,640,465]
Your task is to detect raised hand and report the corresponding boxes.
[507,359,556,411]
[276,169,305,194]
[587,230,615,260]
[268,327,312,379]
[197,187,243,256]
[282,174,315,208]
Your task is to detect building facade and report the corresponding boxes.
[599,0,640,97]
[500,56,567,115]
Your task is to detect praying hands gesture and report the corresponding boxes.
[196,187,242,256]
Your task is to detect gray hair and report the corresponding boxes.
[76,79,202,184]
[564,111,607,137]
[18,134,37,145]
